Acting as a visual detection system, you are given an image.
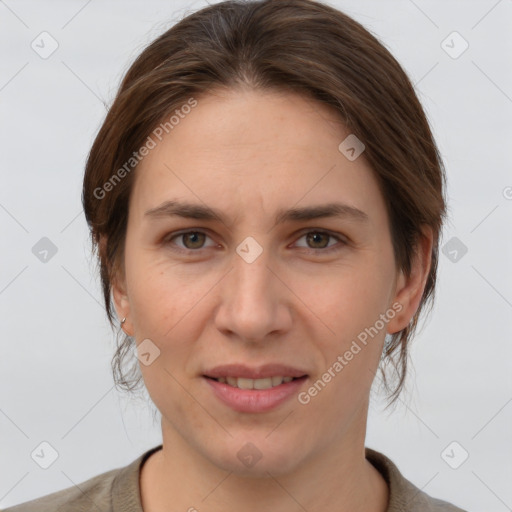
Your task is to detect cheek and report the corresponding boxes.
[297,259,394,339]
[301,280,388,414]
[125,248,190,330]
[125,250,220,367]
[297,255,394,388]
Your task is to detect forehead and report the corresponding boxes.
[130,88,385,225]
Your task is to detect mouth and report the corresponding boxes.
[203,375,306,390]
[202,365,309,413]
[203,375,308,413]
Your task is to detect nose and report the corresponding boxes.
[213,243,293,343]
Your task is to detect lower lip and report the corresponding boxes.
[204,376,308,413]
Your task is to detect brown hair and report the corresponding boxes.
[82,0,446,405]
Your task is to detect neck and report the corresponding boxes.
[140,413,388,512]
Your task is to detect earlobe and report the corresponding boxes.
[112,275,132,335]
[112,280,133,335]
[386,226,433,335]
[100,235,133,335]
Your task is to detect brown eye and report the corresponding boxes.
[181,231,206,249]
[306,232,330,249]
[165,230,216,252]
[294,230,346,253]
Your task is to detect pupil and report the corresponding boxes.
[308,232,328,248]
[185,232,204,248]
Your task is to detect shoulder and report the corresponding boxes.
[2,467,119,512]
[365,447,468,512]
[2,445,162,512]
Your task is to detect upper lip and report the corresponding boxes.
[203,364,309,380]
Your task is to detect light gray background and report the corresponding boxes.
[1,0,511,510]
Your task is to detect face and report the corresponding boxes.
[113,88,427,476]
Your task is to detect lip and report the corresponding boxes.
[204,375,308,413]
[203,363,308,380]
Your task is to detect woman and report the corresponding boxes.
[5,0,467,510]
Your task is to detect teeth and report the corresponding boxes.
[216,376,296,389]
[271,376,283,386]
[226,377,238,387]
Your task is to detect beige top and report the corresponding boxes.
[2,445,467,511]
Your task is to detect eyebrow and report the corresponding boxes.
[144,200,369,226]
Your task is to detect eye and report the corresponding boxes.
[165,230,217,251]
[293,230,346,253]
[164,229,346,254]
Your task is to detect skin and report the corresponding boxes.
[111,87,433,512]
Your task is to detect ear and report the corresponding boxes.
[386,226,434,334]
[112,273,133,336]
[100,235,133,336]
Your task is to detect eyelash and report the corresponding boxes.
[163,229,347,255]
